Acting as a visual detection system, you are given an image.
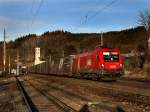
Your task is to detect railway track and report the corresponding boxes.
[28,82,78,112]
[117,79,150,89]
[120,77,150,84]
[25,74,150,112]
[24,76,125,112]
[32,74,150,100]
[19,76,80,112]
[28,74,150,111]
[0,77,31,111]
[16,77,38,112]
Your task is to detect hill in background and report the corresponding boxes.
[0,26,149,72]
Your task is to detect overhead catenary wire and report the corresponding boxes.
[74,0,118,32]
[23,0,43,66]
[30,0,35,15]
[26,0,35,34]
[29,0,44,30]
[31,0,44,28]
[86,0,118,22]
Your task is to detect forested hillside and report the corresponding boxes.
[0,26,148,70]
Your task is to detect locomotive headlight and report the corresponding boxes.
[101,64,104,68]
[120,64,122,67]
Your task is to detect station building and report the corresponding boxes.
[34,47,45,65]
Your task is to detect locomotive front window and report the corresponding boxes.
[103,52,119,62]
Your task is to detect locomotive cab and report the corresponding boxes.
[71,48,124,81]
[98,49,124,80]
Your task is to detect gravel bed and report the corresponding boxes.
[27,74,150,112]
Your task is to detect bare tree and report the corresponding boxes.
[138,9,150,62]
[138,9,150,32]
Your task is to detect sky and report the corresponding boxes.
[0,0,150,41]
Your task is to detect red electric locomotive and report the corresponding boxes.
[71,47,124,80]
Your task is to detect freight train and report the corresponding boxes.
[29,47,124,80]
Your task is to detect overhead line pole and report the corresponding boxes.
[101,32,103,46]
[3,29,6,73]
[9,56,10,74]
[16,50,19,76]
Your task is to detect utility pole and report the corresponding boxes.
[16,51,19,75]
[49,55,51,64]
[3,29,6,73]
[9,56,10,74]
[101,32,103,46]
[59,50,64,70]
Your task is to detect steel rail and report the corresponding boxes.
[16,77,38,112]
[28,81,78,112]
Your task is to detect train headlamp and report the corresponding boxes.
[120,64,122,67]
[101,64,104,68]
